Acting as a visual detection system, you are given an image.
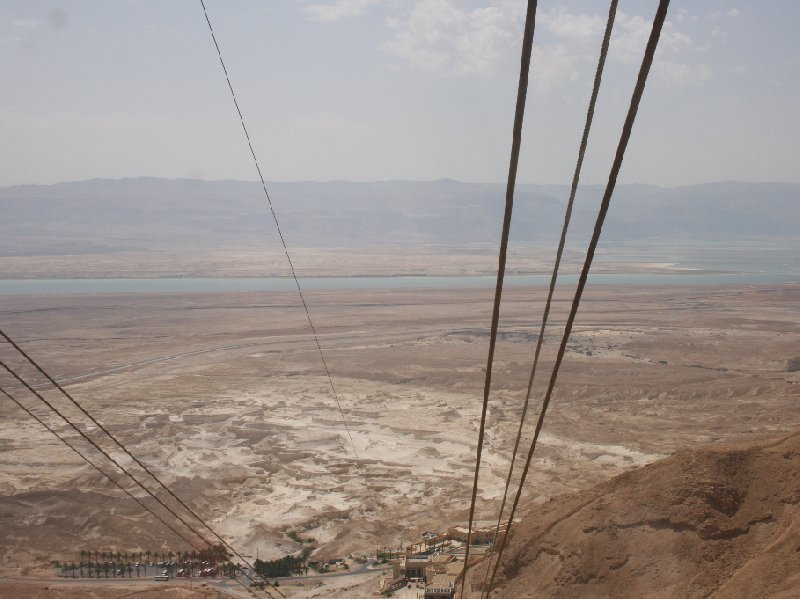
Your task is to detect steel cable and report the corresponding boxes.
[0,347,282,598]
[0,328,286,597]
[481,1,618,594]
[0,385,202,552]
[484,1,671,595]
[198,0,372,505]
[459,2,539,596]
[0,386,275,598]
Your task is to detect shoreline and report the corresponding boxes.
[1,273,797,296]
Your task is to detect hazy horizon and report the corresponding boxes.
[3,174,800,190]
[2,179,797,261]
[2,1,799,187]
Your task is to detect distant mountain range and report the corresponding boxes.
[0,178,797,257]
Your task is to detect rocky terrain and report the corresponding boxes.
[472,430,800,599]
[0,283,798,595]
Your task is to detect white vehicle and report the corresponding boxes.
[154,574,169,581]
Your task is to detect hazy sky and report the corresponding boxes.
[1,1,798,187]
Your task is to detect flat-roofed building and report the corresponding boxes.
[425,574,457,598]
[405,554,430,580]
[424,564,464,598]
[447,523,505,545]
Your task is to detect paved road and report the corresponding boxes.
[270,561,388,581]
[0,575,256,598]
[0,564,391,596]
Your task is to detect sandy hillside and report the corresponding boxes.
[471,430,800,599]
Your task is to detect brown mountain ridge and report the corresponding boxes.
[472,430,800,599]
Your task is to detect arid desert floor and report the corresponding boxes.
[1,284,798,594]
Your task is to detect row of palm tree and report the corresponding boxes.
[53,545,233,578]
[52,560,136,578]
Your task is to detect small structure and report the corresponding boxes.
[377,575,408,595]
[404,554,430,580]
[446,523,505,545]
[424,563,464,598]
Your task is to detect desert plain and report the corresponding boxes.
[0,282,798,597]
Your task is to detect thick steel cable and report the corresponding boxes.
[459,2,538,596]
[484,2,671,596]
[0,388,276,597]
[0,363,276,599]
[2,335,285,592]
[0,353,280,599]
[482,2,618,593]
[0,328,284,597]
[197,0,372,504]
[0,386,202,551]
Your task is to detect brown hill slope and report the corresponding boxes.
[472,431,800,599]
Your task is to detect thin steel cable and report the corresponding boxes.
[0,355,279,599]
[0,385,201,551]
[459,1,538,596]
[198,0,372,504]
[482,2,618,593]
[484,2,671,595]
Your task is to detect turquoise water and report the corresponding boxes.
[0,272,797,295]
